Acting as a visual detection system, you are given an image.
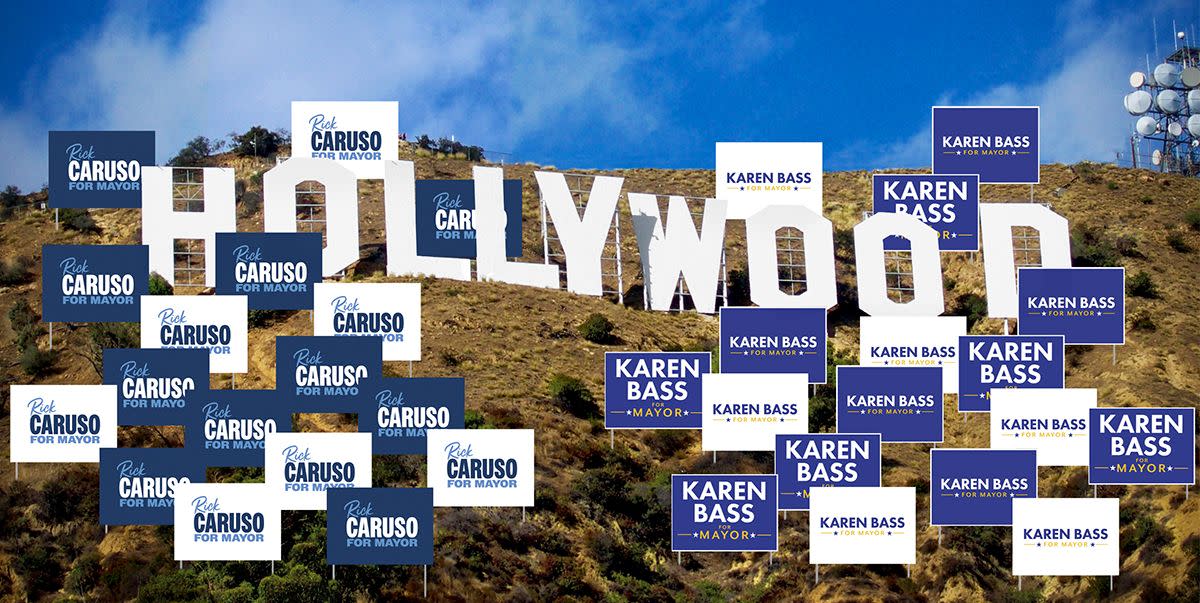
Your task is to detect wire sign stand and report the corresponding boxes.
[538,173,625,304]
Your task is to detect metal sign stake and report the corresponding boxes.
[409,360,413,377]
[815,564,819,584]
[522,507,526,522]
[938,526,942,546]
[55,209,59,230]
[1112,345,1116,365]
[677,552,681,565]
[609,430,614,449]
[332,565,336,581]
[423,565,428,598]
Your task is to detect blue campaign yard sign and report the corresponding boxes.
[604,351,709,429]
[872,174,979,252]
[957,335,1064,412]
[275,336,382,413]
[1018,267,1125,345]
[185,390,291,468]
[215,232,322,310]
[326,487,434,565]
[932,106,1039,184]
[719,308,827,382]
[775,433,881,511]
[672,474,777,552]
[358,377,466,454]
[414,179,523,258]
[837,366,943,443]
[100,447,206,525]
[103,348,209,426]
[42,245,148,323]
[1089,407,1195,485]
[48,130,155,208]
[930,449,1037,526]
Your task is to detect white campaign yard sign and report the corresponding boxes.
[859,316,965,394]
[173,482,281,561]
[313,282,422,361]
[990,388,1096,466]
[140,295,248,374]
[1012,498,1119,576]
[427,429,534,508]
[264,432,372,511]
[715,142,823,219]
[701,373,808,452]
[809,487,916,565]
[10,384,117,463]
[290,101,398,179]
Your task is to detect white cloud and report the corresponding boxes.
[0,0,663,190]
[858,3,1149,171]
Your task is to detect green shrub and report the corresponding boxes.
[0,255,34,284]
[81,322,140,377]
[1071,225,1121,267]
[1187,206,1200,231]
[8,298,37,331]
[1167,231,1192,252]
[952,293,988,331]
[1105,181,1118,190]
[20,346,55,376]
[1139,195,1154,204]
[1129,309,1156,331]
[548,373,599,419]
[464,408,490,429]
[64,552,102,596]
[577,312,615,344]
[59,208,99,233]
[147,272,173,295]
[257,564,331,603]
[1127,270,1159,298]
[247,309,289,328]
[1072,161,1102,184]
[137,569,206,602]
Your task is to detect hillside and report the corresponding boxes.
[0,148,1197,602]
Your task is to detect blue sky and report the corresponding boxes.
[0,0,1195,191]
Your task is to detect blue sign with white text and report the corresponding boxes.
[42,245,148,323]
[358,377,465,454]
[932,106,1039,183]
[103,348,209,426]
[216,232,322,310]
[1018,267,1125,345]
[48,130,155,208]
[275,336,382,413]
[100,448,206,525]
[414,179,523,258]
[672,474,777,552]
[957,335,1064,412]
[604,352,709,429]
[719,307,826,382]
[873,174,979,251]
[1089,407,1195,485]
[775,433,881,511]
[185,390,290,468]
[930,449,1037,526]
[837,366,943,443]
[327,487,434,565]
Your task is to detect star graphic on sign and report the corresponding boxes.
[1037,543,1042,547]
[956,150,962,155]
[954,493,960,498]
[1110,465,1116,471]
[740,186,745,191]
[937,360,943,366]
[751,533,757,537]
[683,411,690,416]
[883,360,889,365]
[625,410,631,415]
[727,418,731,422]
[1091,543,1096,547]
[780,418,784,422]
[793,186,798,191]
[1042,311,1048,316]
[1014,433,1020,438]
[1068,434,1073,437]
[887,531,892,535]
[692,532,699,538]
[833,531,839,535]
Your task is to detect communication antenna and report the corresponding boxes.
[1125,18,1200,176]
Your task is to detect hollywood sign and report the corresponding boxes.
[141,159,1070,318]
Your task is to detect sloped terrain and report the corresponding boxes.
[0,149,1197,602]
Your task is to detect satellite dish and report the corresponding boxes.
[1125,90,1153,114]
[1130,71,1147,88]
[1168,121,1184,137]
[1152,149,1163,165]
[1182,66,1200,88]
[1179,31,1187,40]
[1155,63,1182,88]
[1187,115,1200,137]
[1136,115,1159,136]
[1158,89,1184,113]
